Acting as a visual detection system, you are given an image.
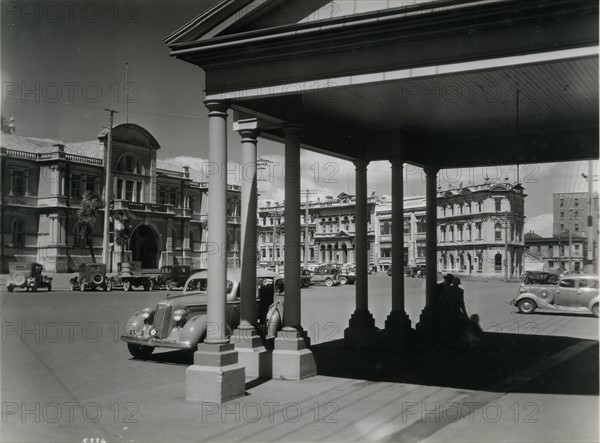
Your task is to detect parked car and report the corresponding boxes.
[338,265,356,285]
[108,261,154,291]
[300,268,313,288]
[6,262,52,292]
[368,265,378,275]
[70,263,111,291]
[311,265,341,287]
[522,270,559,285]
[121,268,285,358]
[152,265,191,290]
[387,266,392,276]
[510,274,599,318]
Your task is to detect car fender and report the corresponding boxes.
[124,312,148,333]
[265,303,283,339]
[587,296,599,312]
[179,314,208,346]
[515,293,552,310]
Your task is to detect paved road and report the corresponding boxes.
[1,275,597,442]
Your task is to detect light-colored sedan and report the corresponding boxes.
[121,268,284,359]
[510,274,599,318]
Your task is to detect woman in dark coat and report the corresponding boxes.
[439,277,468,346]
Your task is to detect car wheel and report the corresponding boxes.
[123,281,132,292]
[47,282,52,292]
[92,273,104,285]
[7,285,14,292]
[166,280,173,291]
[325,278,333,287]
[127,343,155,359]
[340,276,347,285]
[12,273,26,286]
[592,304,599,318]
[517,298,536,315]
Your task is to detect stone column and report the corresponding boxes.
[344,159,377,347]
[416,166,439,342]
[384,158,412,347]
[186,100,245,403]
[272,124,316,380]
[231,122,269,378]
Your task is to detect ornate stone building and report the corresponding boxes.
[0,123,241,272]
[437,180,526,278]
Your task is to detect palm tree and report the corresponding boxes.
[76,190,104,263]
[112,208,132,262]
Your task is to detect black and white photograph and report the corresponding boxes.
[1,0,598,442]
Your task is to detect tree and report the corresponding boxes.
[76,190,104,263]
[112,209,132,262]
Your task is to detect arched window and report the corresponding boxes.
[494,223,503,241]
[449,254,455,269]
[116,155,142,174]
[495,253,502,272]
[11,219,24,246]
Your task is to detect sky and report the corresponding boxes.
[1,0,595,237]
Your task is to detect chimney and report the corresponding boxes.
[183,165,190,178]
[53,143,66,159]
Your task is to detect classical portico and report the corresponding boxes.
[166,0,598,402]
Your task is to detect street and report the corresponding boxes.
[1,274,598,442]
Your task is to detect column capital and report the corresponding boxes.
[238,128,260,143]
[204,99,230,117]
[424,165,439,176]
[353,158,370,169]
[282,123,304,138]
[390,157,404,167]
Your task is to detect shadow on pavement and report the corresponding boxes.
[311,332,599,395]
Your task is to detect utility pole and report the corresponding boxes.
[102,109,118,268]
[568,227,572,273]
[301,188,317,269]
[583,161,597,273]
[271,204,280,270]
[504,212,509,282]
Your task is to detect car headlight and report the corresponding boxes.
[141,307,152,319]
[172,309,187,322]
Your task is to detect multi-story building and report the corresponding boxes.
[436,180,526,278]
[524,231,587,273]
[0,123,241,272]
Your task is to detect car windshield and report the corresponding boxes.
[185,278,233,293]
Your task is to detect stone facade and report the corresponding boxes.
[0,123,241,272]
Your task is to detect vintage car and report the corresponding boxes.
[121,268,285,358]
[311,265,341,287]
[70,263,111,291]
[6,262,52,292]
[300,268,313,288]
[522,270,559,285]
[151,265,191,290]
[510,274,599,318]
[109,261,154,291]
[337,265,356,285]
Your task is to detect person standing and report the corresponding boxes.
[433,273,453,343]
[440,276,468,346]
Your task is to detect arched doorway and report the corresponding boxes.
[130,224,160,268]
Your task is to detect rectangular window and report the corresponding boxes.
[380,248,392,258]
[560,211,564,219]
[169,189,177,206]
[574,198,579,206]
[495,198,502,212]
[549,261,554,268]
[158,186,166,205]
[417,246,425,257]
[404,219,410,234]
[85,176,96,193]
[11,169,24,195]
[574,245,580,253]
[262,249,266,259]
[560,199,564,207]
[135,182,141,202]
[575,224,580,232]
[70,175,81,198]
[560,224,565,231]
[189,195,194,213]
[125,181,134,201]
[417,219,426,233]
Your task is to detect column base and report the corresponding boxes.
[415,305,438,344]
[231,325,272,379]
[186,343,246,403]
[272,327,316,380]
[382,310,413,350]
[344,310,379,348]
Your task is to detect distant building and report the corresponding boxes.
[524,231,587,273]
[437,180,526,278]
[0,123,241,272]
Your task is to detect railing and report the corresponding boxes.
[113,200,174,214]
[157,168,186,178]
[2,147,103,166]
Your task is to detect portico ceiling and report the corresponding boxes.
[167,0,599,168]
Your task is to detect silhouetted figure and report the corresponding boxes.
[432,273,454,343]
[440,277,469,347]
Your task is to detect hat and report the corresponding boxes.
[452,276,461,286]
[443,273,454,283]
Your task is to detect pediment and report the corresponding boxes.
[165,0,416,46]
